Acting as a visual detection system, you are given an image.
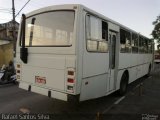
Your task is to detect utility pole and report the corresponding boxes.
[12,0,16,57]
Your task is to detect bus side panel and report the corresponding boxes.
[117,53,152,90]
[118,53,131,69]
[128,67,137,83]
[80,74,108,101]
[80,52,109,101]
[82,53,109,78]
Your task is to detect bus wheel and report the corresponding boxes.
[119,73,128,96]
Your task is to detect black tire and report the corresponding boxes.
[147,64,151,77]
[119,73,128,96]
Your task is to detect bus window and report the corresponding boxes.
[98,21,108,52]
[139,36,144,53]
[25,11,75,47]
[131,33,138,53]
[142,38,145,53]
[120,29,125,52]
[102,21,108,40]
[148,39,152,53]
[120,29,131,53]
[144,38,148,53]
[86,15,108,52]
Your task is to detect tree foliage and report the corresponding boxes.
[152,15,160,44]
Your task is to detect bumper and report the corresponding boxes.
[19,81,68,101]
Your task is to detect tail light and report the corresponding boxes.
[68,71,74,76]
[17,64,21,68]
[16,63,21,81]
[17,75,20,79]
[67,78,74,83]
[66,68,75,93]
[67,86,74,91]
[17,70,20,74]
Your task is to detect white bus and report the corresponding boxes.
[16,4,153,102]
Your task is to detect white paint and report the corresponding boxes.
[80,74,108,101]
[16,4,154,102]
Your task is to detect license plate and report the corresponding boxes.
[35,76,46,84]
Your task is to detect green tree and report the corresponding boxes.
[152,15,160,46]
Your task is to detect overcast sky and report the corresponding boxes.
[0,0,160,40]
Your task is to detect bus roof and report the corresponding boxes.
[26,4,150,40]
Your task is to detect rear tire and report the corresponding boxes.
[147,64,151,77]
[119,73,128,96]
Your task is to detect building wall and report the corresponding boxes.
[0,46,4,66]
[0,43,13,67]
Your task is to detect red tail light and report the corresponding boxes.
[67,78,74,83]
[67,68,75,92]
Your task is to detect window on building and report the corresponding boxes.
[86,15,108,52]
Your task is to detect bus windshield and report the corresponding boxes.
[25,11,75,47]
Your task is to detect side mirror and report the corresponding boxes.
[20,48,28,64]
[20,14,28,64]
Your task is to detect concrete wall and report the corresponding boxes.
[0,43,13,67]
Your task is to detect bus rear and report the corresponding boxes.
[16,5,79,101]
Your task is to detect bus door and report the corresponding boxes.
[109,31,117,91]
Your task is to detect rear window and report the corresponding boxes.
[25,11,75,47]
